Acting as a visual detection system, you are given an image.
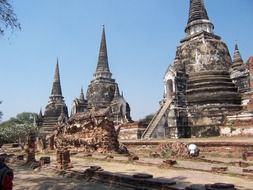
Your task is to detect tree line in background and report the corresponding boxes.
[138,114,154,128]
[0,101,2,121]
[0,112,37,148]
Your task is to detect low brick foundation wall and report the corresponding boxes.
[59,166,236,190]
[121,140,253,155]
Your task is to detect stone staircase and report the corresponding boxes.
[142,98,172,139]
[39,117,58,136]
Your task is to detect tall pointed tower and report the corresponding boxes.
[230,44,249,93]
[179,0,242,136]
[49,60,63,104]
[71,87,88,116]
[94,26,112,80]
[38,60,68,137]
[142,0,242,139]
[86,26,132,124]
[86,26,115,108]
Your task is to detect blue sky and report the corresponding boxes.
[0,0,253,122]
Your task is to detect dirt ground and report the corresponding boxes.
[10,153,253,190]
[3,137,253,190]
[12,161,131,190]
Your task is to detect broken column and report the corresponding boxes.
[247,57,253,111]
[26,132,36,163]
[49,135,55,150]
[56,148,72,169]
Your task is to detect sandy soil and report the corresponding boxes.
[4,137,253,190]
[12,161,131,190]
[10,155,253,190]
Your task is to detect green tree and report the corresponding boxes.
[139,114,155,128]
[16,112,35,124]
[0,0,20,35]
[0,112,37,146]
[0,101,2,121]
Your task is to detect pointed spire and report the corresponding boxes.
[51,59,62,95]
[94,26,112,79]
[113,84,121,100]
[232,44,243,64]
[185,0,214,35]
[37,108,43,120]
[39,108,43,118]
[79,87,85,101]
[187,0,209,24]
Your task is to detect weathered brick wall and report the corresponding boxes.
[55,108,120,153]
[118,122,145,140]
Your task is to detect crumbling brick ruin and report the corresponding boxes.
[56,148,72,169]
[25,132,36,163]
[37,27,133,141]
[54,108,120,153]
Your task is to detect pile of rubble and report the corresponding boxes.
[157,142,189,158]
[54,108,120,153]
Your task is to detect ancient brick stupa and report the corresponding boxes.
[37,60,68,137]
[230,44,249,94]
[71,26,132,125]
[142,0,242,138]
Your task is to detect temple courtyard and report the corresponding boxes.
[1,136,252,190]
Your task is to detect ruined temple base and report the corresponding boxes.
[221,112,253,137]
[118,122,145,140]
[187,104,241,138]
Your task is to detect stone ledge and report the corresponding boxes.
[82,168,177,190]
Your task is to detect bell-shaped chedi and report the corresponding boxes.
[143,0,242,139]
[86,26,114,108]
[179,0,242,137]
[37,59,68,137]
[86,26,132,125]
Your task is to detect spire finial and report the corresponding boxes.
[185,0,214,35]
[54,59,60,82]
[113,84,120,100]
[93,26,112,79]
[115,85,120,97]
[39,108,43,118]
[187,0,209,24]
[233,43,243,64]
[79,86,85,101]
[235,43,239,50]
[51,59,62,95]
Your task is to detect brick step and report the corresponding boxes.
[41,127,56,131]
[43,122,58,125]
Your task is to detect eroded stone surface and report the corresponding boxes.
[54,108,121,154]
[143,0,248,139]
